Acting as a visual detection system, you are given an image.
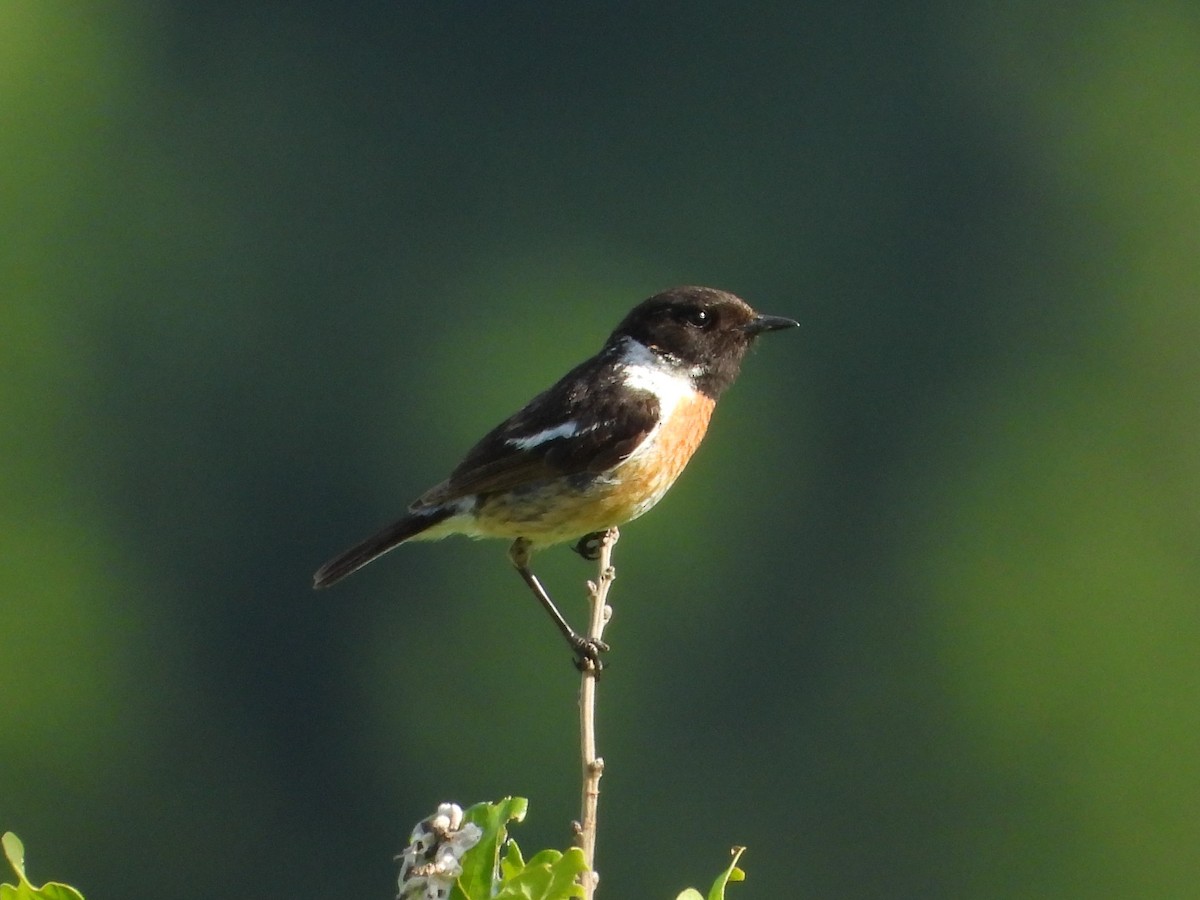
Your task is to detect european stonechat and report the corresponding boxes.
[313,286,797,667]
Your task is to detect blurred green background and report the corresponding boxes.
[4,2,1198,897]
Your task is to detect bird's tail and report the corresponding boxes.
[312,506,453,589]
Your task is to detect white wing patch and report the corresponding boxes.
[506,420,582,451]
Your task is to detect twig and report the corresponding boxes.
[576,527,618,898]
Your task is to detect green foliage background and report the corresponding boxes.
[3,3,1198,898]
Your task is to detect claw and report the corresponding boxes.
[572,532,606,561]
[571,635,610,673]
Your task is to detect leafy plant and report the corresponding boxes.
[674,846,746,900]
[1,833,84,900]
[395,800,743,900]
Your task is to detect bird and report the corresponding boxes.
[313,286,798,668]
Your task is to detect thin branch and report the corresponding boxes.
[576,527,618,898]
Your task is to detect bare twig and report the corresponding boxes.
[576,527,618,898]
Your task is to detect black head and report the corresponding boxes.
[610,286,798,397]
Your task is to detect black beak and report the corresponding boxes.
[742,313,799,335]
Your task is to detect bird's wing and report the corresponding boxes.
[413,355,660,508]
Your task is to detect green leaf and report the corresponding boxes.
[2,834,26,884]
[494,846,586,900]
[452,798,529,900]
[706,847,746,900]
[1,833,84,900]
[674,847,746,900]
[500,838,526,882]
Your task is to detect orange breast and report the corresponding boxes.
[600,390,715,522]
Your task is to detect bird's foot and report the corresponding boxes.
[572,531,606,561]
[570,634,610,673]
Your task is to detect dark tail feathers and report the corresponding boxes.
[312,506,453,589]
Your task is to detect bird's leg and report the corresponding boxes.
[509,538,609,670]
[571,531,606,561]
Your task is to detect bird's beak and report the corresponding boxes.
[742,313,799,335]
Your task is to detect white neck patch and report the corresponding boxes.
[614,338,696,418]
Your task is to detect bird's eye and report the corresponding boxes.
[681,307,712,329]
